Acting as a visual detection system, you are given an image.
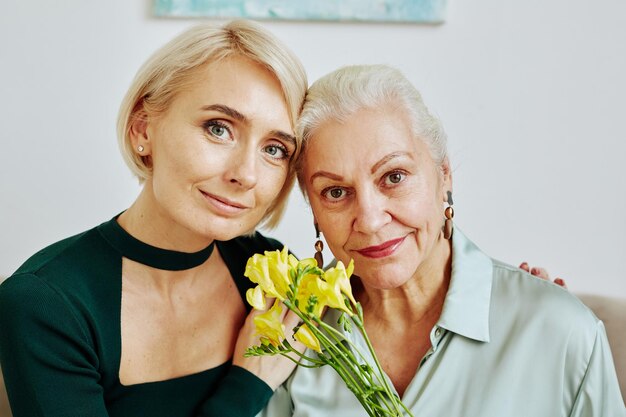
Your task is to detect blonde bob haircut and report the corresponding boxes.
[117,20,307,229]
[296,64,447,196]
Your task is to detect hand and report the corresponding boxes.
[232,300,305,390]
[519,262,567,288]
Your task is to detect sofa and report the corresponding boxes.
[1,294,624,416]
[577,294,626,402]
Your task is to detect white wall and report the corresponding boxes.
[1,0,624,297]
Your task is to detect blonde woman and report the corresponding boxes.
[0,21,306,417]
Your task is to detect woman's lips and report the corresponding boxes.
[201,191,249,216]
[355,237,406,259]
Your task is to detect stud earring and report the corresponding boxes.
[313,223,324,267]
[443,191,454,240]
[137,145,144,153]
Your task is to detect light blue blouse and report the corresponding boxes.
[259,229,625,417]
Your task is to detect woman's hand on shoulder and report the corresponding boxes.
[519,262,567,288]
[232,300,305,390]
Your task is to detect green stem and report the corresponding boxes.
[282,271,410,416]
[316,319,399,414]
[313,327,375,414]
[284,302,380,414]
[352,311,413,417]
[313,317,403,415]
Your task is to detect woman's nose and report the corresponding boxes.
[227,145,258,189]
[352,188,391,234]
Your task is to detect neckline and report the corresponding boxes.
[98,215,215,271]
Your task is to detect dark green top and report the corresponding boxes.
[0,216,281,417]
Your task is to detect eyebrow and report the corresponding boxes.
[270,130,297,148]
[310,170,344,183]
[309,151,411,184]
[370,152,411,174]
[201,104,247,122]
[202,103,296,146]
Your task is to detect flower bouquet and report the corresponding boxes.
[244,247,413,417]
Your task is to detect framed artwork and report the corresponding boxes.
[153,0,447,23]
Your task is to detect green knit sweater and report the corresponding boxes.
[0,216,280,417]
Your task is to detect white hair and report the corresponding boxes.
[296,64,447,189]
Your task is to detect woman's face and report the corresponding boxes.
[302,106,451,289]
[137,55,295,242]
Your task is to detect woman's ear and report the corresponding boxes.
[129,108,152,155]
[440,157,453,200]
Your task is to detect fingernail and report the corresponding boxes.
[521,262,528,268]
[555,278,564,286]
[531,268,538,275]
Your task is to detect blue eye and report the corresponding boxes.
[264,144,289,160]
[210,125,225,137]
[204,121,232,141]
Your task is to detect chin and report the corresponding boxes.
[357,273,410,290]
[202,224,248,241]
[368,278,412,290]
[201,216,262,241]
[356,266,414,290]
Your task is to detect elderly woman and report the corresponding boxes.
[0,21,307,417]
[261,65,625,416]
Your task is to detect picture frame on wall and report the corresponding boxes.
[153,0,448,24]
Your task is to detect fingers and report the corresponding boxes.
[233,301,305,390]
[283,309,302,330]
[519,262,530,273]
[283,309,307,353]
[520,262,567,289]
[531,267,550,281]
[520,262,549,280]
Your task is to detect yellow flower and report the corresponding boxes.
[293,260,356,317]
[253,299,285,347]
[296,257,318,270]
[319,279,352,316]
[294,324,322,352]
[324,260,356,307]
[288,253,300,270]
[296,273,328,318]
[246,285,265,311]
[245,248,291,300]
[264,247,292,298]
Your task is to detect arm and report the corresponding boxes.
[197,366,274,416]
[198,298,303,416]
[0,274,109,416]
[197,233,302,416]
[569,321,625,416]
[255,384,293,417]
[0,274,279,417]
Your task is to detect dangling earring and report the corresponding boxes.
[313,223,324,267]
[443,191,454,240]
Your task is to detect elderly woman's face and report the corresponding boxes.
[137,55,295,242]
[303,106,451,289]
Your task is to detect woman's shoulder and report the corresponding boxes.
[12,230,91,277]
[215,232,286,300]
[490,259,600,334]
[3,220,118,300]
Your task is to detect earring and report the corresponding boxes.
[443,191,454,240]
[137,145,144,153]
[313,223,324,267]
